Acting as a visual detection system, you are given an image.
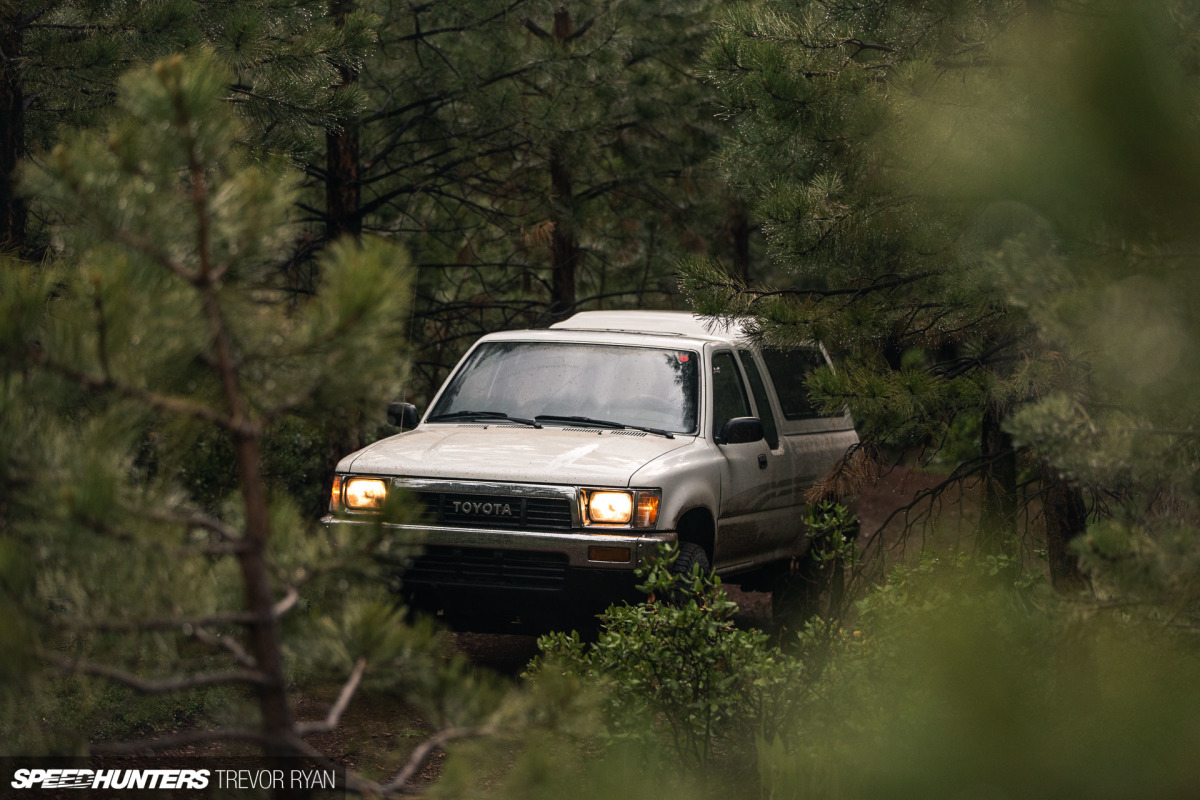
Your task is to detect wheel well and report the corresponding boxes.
[674,507,715,564]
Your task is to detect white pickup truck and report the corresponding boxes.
[323,311,858,631]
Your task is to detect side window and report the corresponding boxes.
[760,348,832,420]
[711,351,750,438]
[738,350,780,449]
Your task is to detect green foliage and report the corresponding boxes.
[451,555,1200,800]
[533,546,804,766]
[804,501,857,570]
[346,0,740,401]
[682,0,1039,455]
[0,52,420,755]
[20,0,373,155]
[757,555,1200,800]
[682,0,1200,598]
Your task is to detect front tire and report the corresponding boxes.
[663,541,712,603]
[670,541,711,576]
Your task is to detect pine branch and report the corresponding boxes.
[709,272,937,305]
[838,37,896,55]
[41,652,269,693]
[70,588,299,633]
[142,509,241,543]
[865,453,1006,548]
[274,586,300,618]
[189,626,257,669]
[378,726,498,793]
[295,657,367,735]
[32,353,233,429]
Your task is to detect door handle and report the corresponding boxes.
[758,453,768,469]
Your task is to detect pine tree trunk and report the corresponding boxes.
[325,130,360,241]
[979,405,1018,555]
[1042,462,1089,591]
[1,8,26,251]
[217,330,300,797]
[325,0,361,242]
[730,207,751,283]
[549,147,579,319]
[233,430,306,798]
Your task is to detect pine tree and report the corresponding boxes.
[0,52,455,778]
[683,0,1200,601]
[914,0,1200,614]
[307,0,740,399]
[0,0,374,255]
[679,0,1081,572]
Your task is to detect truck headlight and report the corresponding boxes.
[587,491,633,524]
[582,489,660,528]
[344,477,388,511]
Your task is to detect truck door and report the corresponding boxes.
[710,349,794,567]
[737,348,804,558]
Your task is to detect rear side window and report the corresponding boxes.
[760,348,831,420]
[737,350,779,449]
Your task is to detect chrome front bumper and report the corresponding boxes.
[321,517,677,569]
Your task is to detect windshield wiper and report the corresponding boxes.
[534,414,675,439]
[427,410,542,428]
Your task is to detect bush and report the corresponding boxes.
[531,546,804,767]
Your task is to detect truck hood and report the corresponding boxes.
[344,424,693,486]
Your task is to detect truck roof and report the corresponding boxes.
[548,310,751,342]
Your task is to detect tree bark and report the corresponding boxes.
[730,206,751,283]
[549,146,579,319]
[979,405,1018,555]
[324,0,361,242]
[1042,462,1089,591]
[1,7,26,252]
[213,309,301,797]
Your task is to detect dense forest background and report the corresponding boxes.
[3,1,1200,798]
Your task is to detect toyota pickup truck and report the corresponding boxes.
[323,310,858,632]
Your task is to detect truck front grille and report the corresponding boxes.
[417,492,573,530]
[402,546,568,590]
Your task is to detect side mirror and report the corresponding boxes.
[387,402,420,431]
[716,416,764,445]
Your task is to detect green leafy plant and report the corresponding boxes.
[532,546,804,767]
[772,502,860,631]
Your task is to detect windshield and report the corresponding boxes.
[430,342,700,435]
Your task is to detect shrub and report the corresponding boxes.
[531,547,804,767]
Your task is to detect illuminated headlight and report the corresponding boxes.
[588,491,633,524]
[582,489,660,529]
[343,477,388,511]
